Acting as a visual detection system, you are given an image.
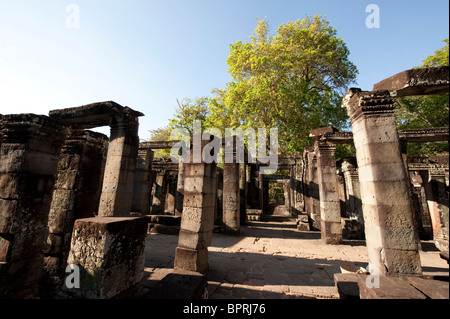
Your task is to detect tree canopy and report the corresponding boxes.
[207,16,358,154]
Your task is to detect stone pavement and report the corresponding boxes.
[143,218,449,299]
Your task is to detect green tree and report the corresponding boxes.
[207,16,358,155]
[148,126,172,158]
[395,38,449,156]
[169,97,210,134]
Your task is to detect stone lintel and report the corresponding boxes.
[308,127,449,145]
[309,126,339,139]
[373,66,449,97]
[49,101,144,129]
[140,140,180,150]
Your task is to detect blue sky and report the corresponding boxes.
[0,0,448,140]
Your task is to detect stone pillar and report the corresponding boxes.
[0,114,69,298]
[175,159,185,216]
[424,168,449,251]
[258,171,264,211]
[151,170,167,214]
[132,148,153,214]
[292,155,304,215]
[341,158,365,239]
[239,162,247,226]
[341,158,364,225]
[284,181,291,214]
[304,148,321,230]
[342,89,422,275]
[165,173,177,214]
[42,130,108,298]
[410,170,433,240]
[315,140,343,244]
[174,134,218,274]
[222,137,240,235]
[98,112,140,216]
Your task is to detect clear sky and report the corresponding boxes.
[0,0,448,140]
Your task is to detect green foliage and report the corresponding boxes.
[169,97,211,134]
[395,38,449,156]
[207,15,358,155]
[147,126,172,158]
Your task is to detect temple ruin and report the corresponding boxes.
[0,66,448,299]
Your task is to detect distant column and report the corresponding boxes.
[342,89,422,275]
[341,158,364,226]
[175,159,186,216]
[315,140,342,244]
[0,114,68,298]
[304,147,321,230]
[222,137,240,235]
[132,148,153,214]
[424,168,449,251]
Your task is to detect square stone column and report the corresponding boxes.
[151,170,167,214]
[0,114,69,298]
[222,137,241,235]
[98,112,140,216]
[132,148,153,214]
[424,168,449,251]
[314,140,343,244]
[174,134,218,274]
[342,88,422,276]
[304,147,321,230]
[175,159,185,216]
[239,162,247,226]
[341,158,364,225]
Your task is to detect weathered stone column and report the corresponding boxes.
[341,158,364,224]
[239,162,247,226]
[304,147,321,230]
[342,88,422,275]
[341,158,365,239]
[165,173,177,214]
[42,130,108,298]
[0,114,69,298]
[314,140,343,244]
[174,134,218,274]
[175,159,185,216]
[98,111,140,216]
[151,170,167,214]
[424,167,449,251]
[132,148,153,214]
[222,137,241,235]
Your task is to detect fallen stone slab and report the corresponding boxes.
[357,275,427,299]
[407,276,449,299]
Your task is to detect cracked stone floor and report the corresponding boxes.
[143,218,449,299]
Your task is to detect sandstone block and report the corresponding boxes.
[64,216,148,299]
